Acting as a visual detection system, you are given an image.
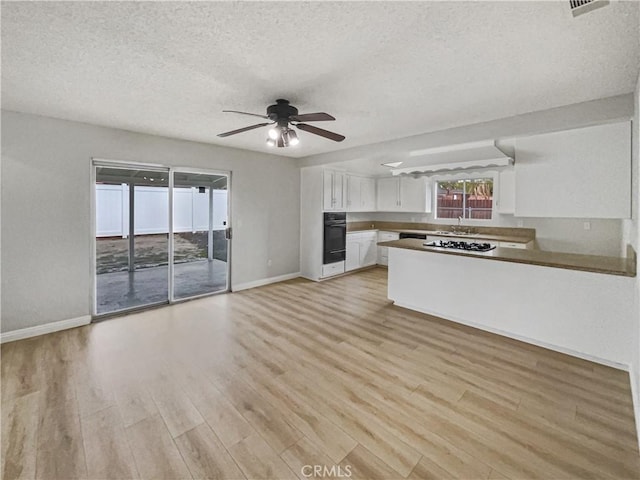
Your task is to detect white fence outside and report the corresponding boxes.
[96,184,228,237]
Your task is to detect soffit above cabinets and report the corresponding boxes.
[390,140,514,176]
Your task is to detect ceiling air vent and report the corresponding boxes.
[570,0,610,17]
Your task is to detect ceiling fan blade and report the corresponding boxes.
[289,112,335,122]
[222,110,270,120]
[217,123,271,137]
[296,123,345,142]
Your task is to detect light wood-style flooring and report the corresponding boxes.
[2,267,639,479]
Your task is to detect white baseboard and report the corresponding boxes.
[630,365,640,449]
[232,272,300,292]
[1,315,91,344]
[393,300,629,371]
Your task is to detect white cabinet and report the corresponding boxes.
[321,261,345,278]
[360,232,377,267]
[514,122,631,218]
[346,234,361,271]
[346,231,378,271]
[345,175,360,211]
[360,177,376,211]
[376,176,429,212]
[400,177,430,212]
[345,175,376,212]
[323,170,345,211]
[497,170,515,214]
[377,231,400,266]
[376,177,399,211]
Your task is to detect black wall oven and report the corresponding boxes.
[323,212,346,264]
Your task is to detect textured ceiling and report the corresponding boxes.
[2,1,639,158]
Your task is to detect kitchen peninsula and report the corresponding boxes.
[379,238,637,368]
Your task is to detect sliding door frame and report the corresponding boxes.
[169,166,232,304]
[90,159,232,318]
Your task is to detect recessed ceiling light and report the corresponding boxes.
[381,161,403,168]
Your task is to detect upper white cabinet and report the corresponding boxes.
[497,169,515,214]
[360,177,376,211]
[323,170,345,211]
[400,177,431,213]
[376,176,430,212]
[345,175,376,212]
[514,122,631,218]
[376,177,399,211]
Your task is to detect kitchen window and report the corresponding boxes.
[435,178,494,220]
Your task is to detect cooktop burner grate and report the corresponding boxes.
[424,240,496,252]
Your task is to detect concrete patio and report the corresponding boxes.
[96,259,228,314]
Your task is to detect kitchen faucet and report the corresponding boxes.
[458,216,462,227]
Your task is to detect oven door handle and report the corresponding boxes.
[329,249,346,254]
[327,224,347,228]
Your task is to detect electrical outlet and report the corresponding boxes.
[583,222,591,231]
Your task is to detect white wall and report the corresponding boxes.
[0,110,301,333]
[622,71,640,444]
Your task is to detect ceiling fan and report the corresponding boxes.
[217,99,345,147]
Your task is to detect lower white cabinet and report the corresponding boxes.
[321,261,345,278]
[346,235,361,271]
[346,231,378,271]
[360,233,377,266]
[377,231,400,266]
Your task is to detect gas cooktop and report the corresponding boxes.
[424,240,496,252]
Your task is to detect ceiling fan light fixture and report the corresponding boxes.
[268,128,279,140]
[219,99,344,145]
[285,129,299,146]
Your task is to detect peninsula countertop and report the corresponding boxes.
[378,238,636,277]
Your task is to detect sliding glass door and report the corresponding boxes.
[94,162,230,316]
[95,165,170,314]
[171,171,230,300]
